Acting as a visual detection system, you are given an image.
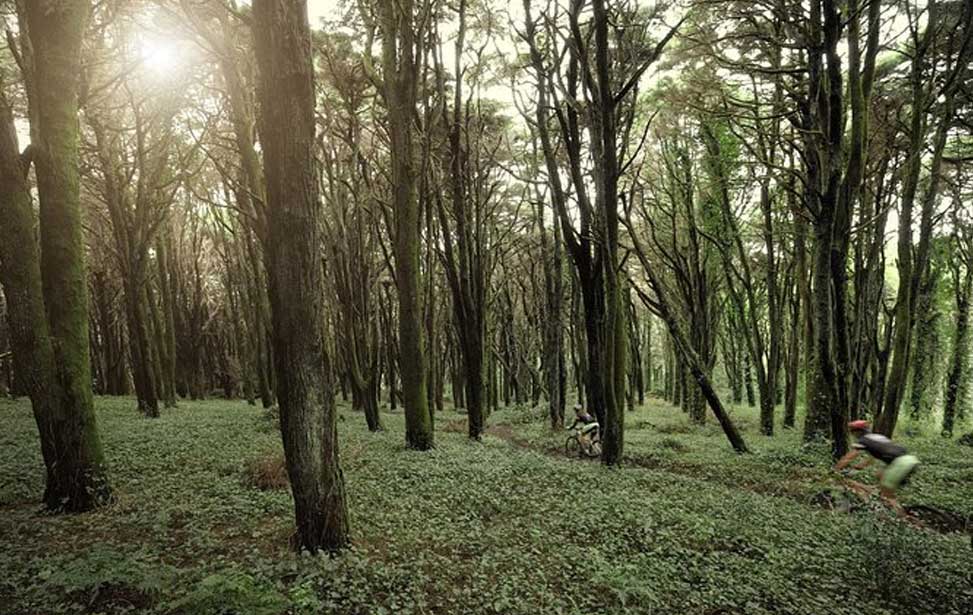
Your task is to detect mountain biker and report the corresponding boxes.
[834,419,920,515]
[567,404,599,448]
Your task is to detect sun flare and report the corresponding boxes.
[139,38,179,74]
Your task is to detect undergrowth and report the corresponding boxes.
[0,395,970,615]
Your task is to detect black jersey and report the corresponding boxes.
[853,433,907,465]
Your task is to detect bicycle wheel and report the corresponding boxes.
[565,435,581,457]
[811,488,861,513]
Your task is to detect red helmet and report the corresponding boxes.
[848,420,870,431]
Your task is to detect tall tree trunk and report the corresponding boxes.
[541,206,565,428]
[785,200,807,428]
[571,275,586,404]
[875,0,971,436]
[0,0,111,512]
[877,114,951,435]
[434,1,489,439]
[908,267,943,420]
[760,183,781,434]
[156,234,178,407]
[943,268,972,438]
[253,0,349,552]
[123,276,159,417]
[243,231,274,408]
[380,0,433,449]
[628,295,643,408]
[743,352,756,409]
[644,315,653,396]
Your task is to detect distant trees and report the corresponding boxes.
[520,0,685,463]
[317,33,385,432]
[84,69,187,415]
[874,0,973,436]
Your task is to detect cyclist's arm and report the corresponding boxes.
[834,450,860,472]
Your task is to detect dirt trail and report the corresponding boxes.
[482,421,971,538]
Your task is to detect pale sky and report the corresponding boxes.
[308,0,342,23]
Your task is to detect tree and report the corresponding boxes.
[252,0,350,552]
[942,188,973,437]
[625,207,749,454]
[433,0,503,440]
[875,0,973,436]
[317,39,385,431]
[0,0,110,512]
[85,67,187,416]
[367,0,435,449]
[798,0,882,458]
[173,0,276,409]
[520,0,681,464]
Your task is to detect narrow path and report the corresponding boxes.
[483,421,971,538]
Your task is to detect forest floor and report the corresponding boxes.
[1,396,971,615]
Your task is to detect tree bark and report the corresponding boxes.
[434,0,489,439]
[908,266,944,420]
[123,276,159,417]
[0,0,111,511]
[253,0,350,552]
[156,234,178,407]
[943,266,972,437]
[379,0,434,449]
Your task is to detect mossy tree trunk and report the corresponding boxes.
[784,197,806,429]
[0,0,111,512]
[800,0,882,459]
[327,171,384,432]
[377,0,434,450]
[627,218,748,453]
[943,239,972,438]
[644,315,653,396]
[907,261,944,421]
[434,0,491,439]
[123,275,160,417]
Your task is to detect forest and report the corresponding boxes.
[0,0,971,613]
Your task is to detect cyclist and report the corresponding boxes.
[834,419,920,515]
[567,404,600,450]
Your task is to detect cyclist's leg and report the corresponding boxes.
[880,455,919,516]
[881,455,919,493]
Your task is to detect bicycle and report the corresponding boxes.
[813,477,971,541]
[564,427,602,458]
[810,479,883,514]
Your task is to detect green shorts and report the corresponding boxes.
[881,454,919,491]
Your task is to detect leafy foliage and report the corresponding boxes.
[1,396,970,614]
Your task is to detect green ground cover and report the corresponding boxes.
[1,396,970,615]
